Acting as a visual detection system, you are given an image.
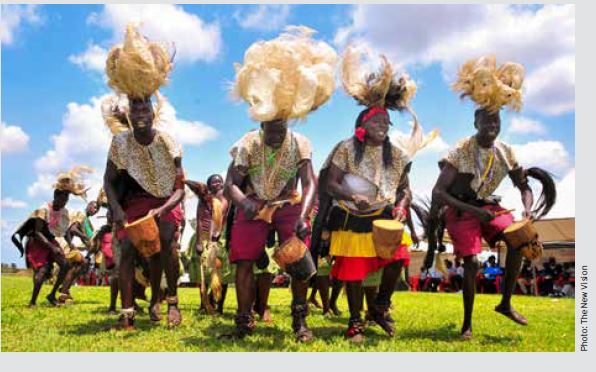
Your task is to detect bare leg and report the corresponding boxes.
[109,270,119,313]
[30,265,49,306]
[255,272,273,322]
[47,250,69,305]
[318,276,331,315]
[329,277,342,316]
[461,255,479,339]
[158,222,181,327]
[495,245,527,325]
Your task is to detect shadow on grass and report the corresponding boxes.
[396,323,459,342]
[478,334,522,346]
[65,318,160,337]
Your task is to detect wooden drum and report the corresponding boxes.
[503,219,543,260]
[272,236,316,282]
[372,219,404,259]
[124,213,161,258]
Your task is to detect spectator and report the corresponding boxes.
[539,260,556,296]
[454,260,464,293]
[420,267,429,291]
[516,259,535,295]
[561,262,575,297]
[426,267,444,292]
[446,260,458,292]
[480,256,502,293]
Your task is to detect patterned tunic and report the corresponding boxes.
[230,129,312,201]
[441,136,518,199]
[29,203,70,238]
[108,129,182,198]
[330,138,410,205]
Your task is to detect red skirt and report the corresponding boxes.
[26,238,59,270]
[116,194,183,241]
[331,243,410,282]
[101,232,115,269]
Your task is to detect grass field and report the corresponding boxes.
[1,274,575,352]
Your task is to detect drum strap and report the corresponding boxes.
[338,201,385,229]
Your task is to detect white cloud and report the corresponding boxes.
[547,168,575,218]
[156,98,219,146]
[68,43,108,73]
[337,4,575,116]
[508,116,547,136]
[234,5,291,31]
[0,122,30,154]
[0,4,43,46]
[87,4,222,64]
[511,140,571,174]
[525,55,575,115]
[0,198,27,209]
[27,95,218,200]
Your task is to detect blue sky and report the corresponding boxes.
[1,4,575,266]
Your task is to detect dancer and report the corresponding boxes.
[12,167,92,306]
[103,24,185,329]
[427,55,557,339]
[223,26,337,341]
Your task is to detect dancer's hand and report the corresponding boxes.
[352,194,371,211]
[522,209,535,221]
[473,207,495,223]
[294,217,311,241]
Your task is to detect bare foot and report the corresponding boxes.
[495,304,528,326]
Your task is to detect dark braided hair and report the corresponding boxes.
[353,107,393,169]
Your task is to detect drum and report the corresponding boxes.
[503,219,543,260]
[372,219,404,259]
[124,213,161,258]
[272,236,316,282]
[66,249,84,264]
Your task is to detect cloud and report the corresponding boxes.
[234,5,291,31]
[508,116,547,136]
[511,140,571,174]
[0,198,27,209]
[0,4,43,46]
[156,98,219,146]
[0,122,30,154]
[525,55,575,115]
[87,4,222,64]
[27,95,218,200]
[68,43,108,73]
[337,4,575,116]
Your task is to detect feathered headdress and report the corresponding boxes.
[341,45,417,111]
[452,55,524,113]
[343,45,438,157]
[96,187,108,208]
[53,166,94,199]
[232,25,338,122]
[106,23,173,99]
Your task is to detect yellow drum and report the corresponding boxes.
[66,249,84,264]
[372,219,404,259]
[503,219,543,260]
[124,213,161,258]
[272,236,316,282]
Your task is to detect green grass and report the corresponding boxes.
[1,274,574,352]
